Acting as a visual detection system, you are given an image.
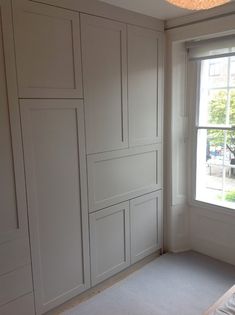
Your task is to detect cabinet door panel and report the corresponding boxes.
[0,265,32,307]
[0,0,28,245]
[128,26,163,146]
[130,191,163,264]
[90,202,130,285]
[81,14,128,154]
[0,51,18,234]
[13,0,83,98]
[0,293,35,315]
[0,2,33,311]
[0,238,30,276]
[87,145,162,211]
[20,99,90,314]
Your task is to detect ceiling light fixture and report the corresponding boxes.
[166,0,231,10]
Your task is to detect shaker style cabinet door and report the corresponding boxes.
[128,25,163,146]
[81,14,128,154]
[89,202,130,286]
[20,99,90,314]
[87,144,162,212]
[130,191,163,264]
[0,1,34,313]
[12,0,83,98]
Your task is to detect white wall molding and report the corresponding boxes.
[31,0,164,31]
[166,14,235,42]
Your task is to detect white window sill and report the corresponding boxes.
[189,198,235,217]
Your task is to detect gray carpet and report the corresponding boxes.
[63,251,235,315]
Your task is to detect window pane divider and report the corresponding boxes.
[208,162,235,168]
[208,86,235,90]
[197,125,235,130]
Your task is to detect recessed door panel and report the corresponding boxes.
[90,202,130,285]
[81,14,128,153]
[130,191,163,263]
[0,2,32,311]
[128,25,163,146]
[20,99,90,314]
[13,0,83,98]
[87,145,162,211]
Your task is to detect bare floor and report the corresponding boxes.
[48,251,235,315]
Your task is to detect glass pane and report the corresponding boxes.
[196,129,225,205]
[198,57,235,127]
[207,89,227,125]
[199,57,229,126]
[224,168,235,208]
[229,89,235,125]
[227,130,235,160]
[196,129,235,209]
[207,58,228,89]
[229,57,235,86]
[224,129,235,207]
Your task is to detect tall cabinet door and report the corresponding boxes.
[20,99,90,314]
[0,1,34,314]
[13,0,83,98]
[81,14,128,154]
[130,191,163,264]
[128,25,163,147]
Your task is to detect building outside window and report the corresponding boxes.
[209,61,221,77]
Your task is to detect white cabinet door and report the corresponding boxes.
[90,202,130,286]
[0,1,34,313]
[87,144,162,212]
[13,0,83,98]
[128,25,163,146]
[130,191,163,264]
[20,99,90,314]
[81,14,128,154]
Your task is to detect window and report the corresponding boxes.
[195,56,235,209]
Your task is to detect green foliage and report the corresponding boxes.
[225,190,235,202]
[208,90,235,155]
[208,90,227,125]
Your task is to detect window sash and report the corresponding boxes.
[192,56,235,210]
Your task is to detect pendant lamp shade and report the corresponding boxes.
[166,0,230,10]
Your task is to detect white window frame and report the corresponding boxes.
[188,57,235,212]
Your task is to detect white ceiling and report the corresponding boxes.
[98,0,193,20]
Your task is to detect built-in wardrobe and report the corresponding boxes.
[0,0,164,314]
